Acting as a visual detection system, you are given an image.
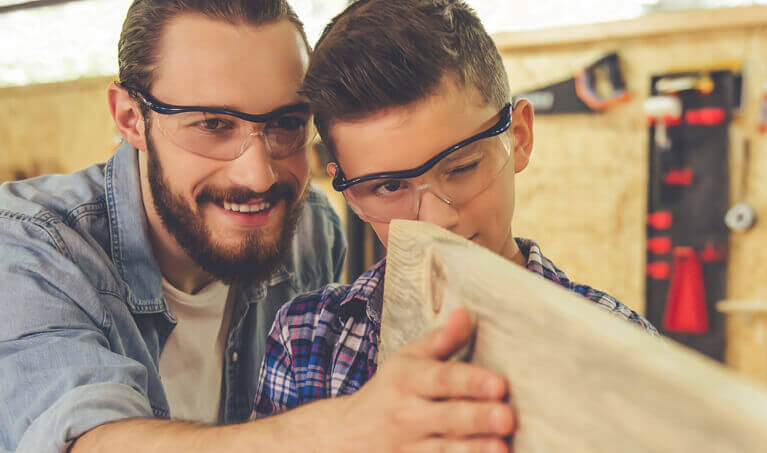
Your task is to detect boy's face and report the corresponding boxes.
[329,77,534,260]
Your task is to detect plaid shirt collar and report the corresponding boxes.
[337,238,552,325]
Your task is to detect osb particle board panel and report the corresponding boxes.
[498,19,767,315]
[381,220,767,453]
[0,76,118,178]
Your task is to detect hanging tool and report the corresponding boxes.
[652,60,744,113]
[663,168,693,186]
[664,247,709,334]
[655,73,714,95]
[647,237,672,255]
[513,53,630,115]
[648,211,673,230]
[685,107,726,126]
[644,96,682,151]
[647,262,671,280]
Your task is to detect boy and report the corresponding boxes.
[254,0,655,435]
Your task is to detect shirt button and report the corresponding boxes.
[232,352,239,363]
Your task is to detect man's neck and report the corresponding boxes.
[138,159,215,295]
[150,229,216,294]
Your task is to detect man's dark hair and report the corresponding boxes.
[118,0,309,98]
[301,0,510,153]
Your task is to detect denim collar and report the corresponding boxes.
[105,142,166,313]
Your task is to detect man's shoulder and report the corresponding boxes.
[289,184,347,288]
[0,163,107,229]
[0,163,124,302]
[302,183,343,228]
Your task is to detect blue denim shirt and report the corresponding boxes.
[0,142,346,453]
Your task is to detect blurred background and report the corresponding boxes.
[2,0,767,381]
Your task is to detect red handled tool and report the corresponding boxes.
[648,211,672,230]
[647,237,672,254]
[663,168,693,186]
[647,262,671,280]
[663,247,708,333]
[685,108,726,126]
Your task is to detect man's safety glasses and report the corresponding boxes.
[128,87,315,161]
[330,104,513,223]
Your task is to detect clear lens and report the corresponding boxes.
[154,110,313,160]
[344,133,511,222]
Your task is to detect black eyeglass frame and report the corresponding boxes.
[125,86,311,123]
[331,103,513,192]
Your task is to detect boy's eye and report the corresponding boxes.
[372,179,405,196]
[447,161,480,175]
[200,119,227,130]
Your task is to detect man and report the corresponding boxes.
[254,0,657,430]
[0,1,514,452]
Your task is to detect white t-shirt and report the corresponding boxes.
[159,278,231,424]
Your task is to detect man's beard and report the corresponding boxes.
[145,126,306,286]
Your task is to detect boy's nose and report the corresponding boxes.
[416,190,459,232]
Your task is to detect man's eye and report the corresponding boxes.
[196,118,232,131]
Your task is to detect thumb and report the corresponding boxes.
[399,307,475,360]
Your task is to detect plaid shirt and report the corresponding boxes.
[252,238,657,418]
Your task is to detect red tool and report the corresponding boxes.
[647,262,671,279]
[663,247,708,333]
[647,237,672,254]
[647,115,682,127]
[685,107,726,126]
[700,243,726,262]
[648,211,673,230]
[663,168,693,186]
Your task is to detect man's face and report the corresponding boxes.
[140,15,311,284]
[329,77,533,260]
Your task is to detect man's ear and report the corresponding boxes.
[108,82,147,151]
[510,99,534,173]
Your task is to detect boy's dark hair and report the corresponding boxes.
[301,0,510,153]
[118,0,308,98]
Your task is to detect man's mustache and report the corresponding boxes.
[196,182,296,206]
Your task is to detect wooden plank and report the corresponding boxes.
[380,220,767,452]
[492,6,767,52]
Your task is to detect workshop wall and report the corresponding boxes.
[2,7,767,318]
[498,7,767,314]
[0,76,118,180]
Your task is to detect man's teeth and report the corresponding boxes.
[223,201,272,213]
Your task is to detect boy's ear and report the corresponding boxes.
[510,99,534,173]
[326,162,338,178]
[108,82,147,151]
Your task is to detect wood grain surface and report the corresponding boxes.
[380,220,767,452]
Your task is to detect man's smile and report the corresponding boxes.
[222,199,273,214]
